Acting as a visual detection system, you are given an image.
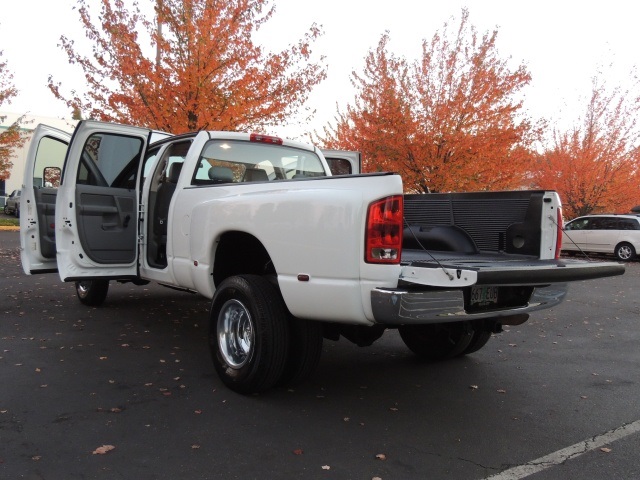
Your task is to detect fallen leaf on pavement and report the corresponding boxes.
[92,445,115,455]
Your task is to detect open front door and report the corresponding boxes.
[55,121,151,282]
[20,124,72,274]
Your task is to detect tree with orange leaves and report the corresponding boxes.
[531,78,640,219]
[318,9,539,193]
[0,48,27,181]
[48,0,326,134]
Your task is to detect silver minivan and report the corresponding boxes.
[562,214,640,261]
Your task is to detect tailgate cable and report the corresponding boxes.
[403,217,455,281]
[547,214,592,261]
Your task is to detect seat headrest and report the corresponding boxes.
[243,168,269,182]
[167,162,183,183]
[208,166,234,184]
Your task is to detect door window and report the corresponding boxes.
[77,133,144,189]
[565,218,590,230]
[326,158,353,175]
[33,136,68,188]
[619,219,640,230]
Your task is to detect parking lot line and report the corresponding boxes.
[486,419,640,480]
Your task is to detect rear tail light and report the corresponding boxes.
[365,195,403,264]
[555,207,563,259]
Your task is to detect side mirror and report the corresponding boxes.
[43,166,62,188]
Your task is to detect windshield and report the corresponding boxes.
[192,140,327,185]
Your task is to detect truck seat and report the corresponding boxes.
[208,166,234,184]
[243,168,269,182]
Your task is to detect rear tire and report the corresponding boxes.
[75,280,109,306]
[209,275,289,394]
[277,317,323,387]
[398,322,473,361]
[459,329,492,355]
[615,242,635,261]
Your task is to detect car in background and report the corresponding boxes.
[563,214,640,261]
[3,189,21,217]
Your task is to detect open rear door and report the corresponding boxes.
[321,149,361,175]
[55,121,151,281]
[20,124,72,274]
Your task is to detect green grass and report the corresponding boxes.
[0,217,19,227]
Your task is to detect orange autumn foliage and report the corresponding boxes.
[48,0,326,134]
[318,10,540,193]
[0,49,27,180]
[532,78,640,218]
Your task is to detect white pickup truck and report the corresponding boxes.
[20,121,624,394]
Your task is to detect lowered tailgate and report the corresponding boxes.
[400,250,625,286]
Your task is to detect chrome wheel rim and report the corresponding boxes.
[618,245,632,260]
[77,281,91,298]
[217,299,254,368]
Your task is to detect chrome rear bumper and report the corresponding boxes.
[371,284,568,325]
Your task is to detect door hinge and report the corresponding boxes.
[137,203,145,244]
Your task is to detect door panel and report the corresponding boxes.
[20,125,72,275]
[75,186,137,263]
[586,217,618,253]
[33,187,58,258]
[56,121,151,281]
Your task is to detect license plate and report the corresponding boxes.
[470,286,499,306]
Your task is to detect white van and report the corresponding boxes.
[563,214,640,261]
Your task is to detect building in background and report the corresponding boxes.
[0,112,77,198]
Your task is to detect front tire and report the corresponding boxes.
[398,322,473,361]
[209,275,290,394]
[615,242,635,261]
[75,280,109,306]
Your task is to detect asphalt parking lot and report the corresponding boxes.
[1,229,639,479]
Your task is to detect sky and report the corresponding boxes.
[2,0,639,139]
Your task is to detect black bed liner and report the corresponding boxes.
[401,249,625,285]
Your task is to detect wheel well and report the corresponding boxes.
[615,241,636,256]
[213,232,275,287]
